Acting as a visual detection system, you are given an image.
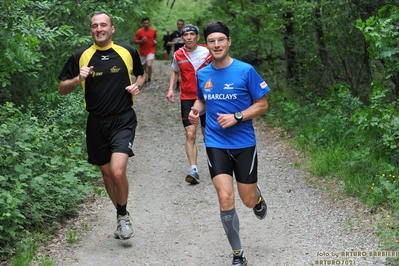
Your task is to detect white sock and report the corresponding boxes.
[191,165,197,171]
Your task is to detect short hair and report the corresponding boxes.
[142,17,150,23]
[177,19,184,24]
[91,12,113,26]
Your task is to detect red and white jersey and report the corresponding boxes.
[171,45,212,100]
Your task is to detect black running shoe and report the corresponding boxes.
[253,185,267,220]
[232,250,248,266]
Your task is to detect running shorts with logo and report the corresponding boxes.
[206,146,258,184]
[86,108,137,166]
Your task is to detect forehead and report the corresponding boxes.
[177,21,184,26]
[91,14,110,25]
[206,32,227,39]
[183,31,197,36]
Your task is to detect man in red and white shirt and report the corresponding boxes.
[166,24,212,184]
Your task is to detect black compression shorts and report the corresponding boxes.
[181,100,205,128]
[86,108,137,166]
[206,146,258,184]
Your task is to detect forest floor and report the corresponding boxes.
[36,60,391,265]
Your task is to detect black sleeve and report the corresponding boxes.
[58,54,79,81]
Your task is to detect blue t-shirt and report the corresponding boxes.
[197,59,270,149]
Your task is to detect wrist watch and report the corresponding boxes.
[234,111,243,123]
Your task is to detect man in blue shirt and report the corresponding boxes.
[188,21,269,266]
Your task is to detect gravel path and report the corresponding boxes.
[42,60,388,266]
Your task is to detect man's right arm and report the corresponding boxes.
[58,66,93,95]
[58,75,81,95]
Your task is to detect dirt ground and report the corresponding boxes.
[38,60,390,265]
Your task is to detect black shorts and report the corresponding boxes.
[86,108,137,166]
[163,46,171,53]
[181,100,205,128]
[206,146,258,184]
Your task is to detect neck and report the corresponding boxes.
[185,44,198,52]
[213,56,232,69]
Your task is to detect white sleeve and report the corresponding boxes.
[170,55,180,72]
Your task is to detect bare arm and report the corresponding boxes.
[166,70,179,103]
[125,74,146,95]
[133,36,146,44]
[216,95,269,129]
[58,75,81,95]
[188,99,206,125]
[58,66,94,95]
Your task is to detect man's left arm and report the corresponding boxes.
[216,95,269,129]
[241,95,269,121]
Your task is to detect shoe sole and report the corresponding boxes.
[119,232,134,240]
[114,230,134,240]
[185,175,199,184]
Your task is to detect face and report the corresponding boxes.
[206,32,230,62]
[142,20,150,30]
[182,31,199,51]
[177,21,184,31]
[90,14,114,47]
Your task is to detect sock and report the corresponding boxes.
[117,203,127,217]
[220,208,241,251]
[190,165,197,171]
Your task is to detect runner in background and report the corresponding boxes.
[134,17,157,86]
[162,30,171,60]
[167,19,185,91]
[166,24,212,185]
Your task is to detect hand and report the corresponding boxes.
[79,66,94,81]
[142,36,147,42]
[188,107,200,125]
[166,90,175,103]
[125,83,141,95]
[216,113,236,129]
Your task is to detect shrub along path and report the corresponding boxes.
[40,61,387,265]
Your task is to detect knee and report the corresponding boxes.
[218,192,235,210]
[186,129,196,141]
[241,193,258,208]
[111,168,125,181]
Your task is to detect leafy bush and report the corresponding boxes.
[0,92,97,257]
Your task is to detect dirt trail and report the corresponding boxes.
[43,60,387,266]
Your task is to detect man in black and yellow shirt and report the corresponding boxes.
[58,12,145,240]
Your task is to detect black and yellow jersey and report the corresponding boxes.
[58,42,144,118]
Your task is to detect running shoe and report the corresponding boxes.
[146,79,151,88]
[185,169,200,184]
[253,185,267,220]
[231,250,248,266]
[114,212,134,240]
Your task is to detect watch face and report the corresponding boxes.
[235,112,243,120]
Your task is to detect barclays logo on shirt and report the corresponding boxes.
[204,93,237,100]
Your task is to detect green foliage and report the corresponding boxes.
[356,5,399,80]
[352,81,399,164]
[9,238,36,266]
[0,92,97,258]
